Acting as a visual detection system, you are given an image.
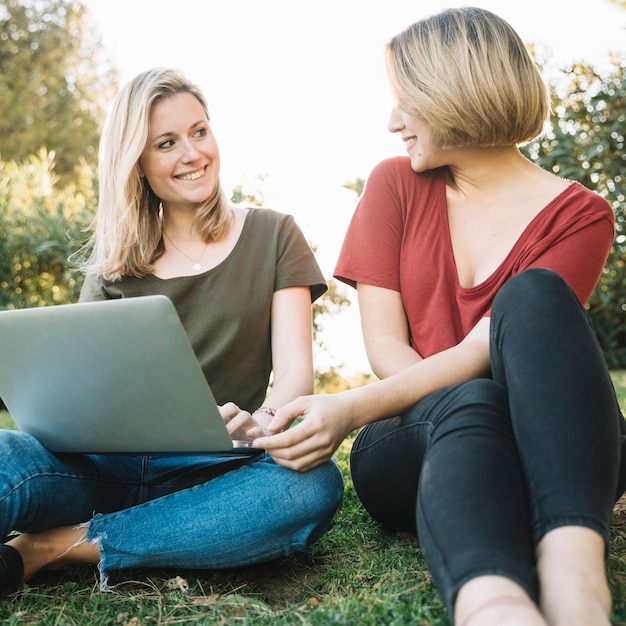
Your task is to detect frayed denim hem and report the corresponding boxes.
[85,519,110,592]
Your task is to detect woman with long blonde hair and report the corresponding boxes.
[0,67,343,594]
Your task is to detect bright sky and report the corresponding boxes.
[82,0,625,373]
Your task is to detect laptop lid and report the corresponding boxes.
[0,295,249,454]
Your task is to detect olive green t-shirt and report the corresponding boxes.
[79,208,326,412]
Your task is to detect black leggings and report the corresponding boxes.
[350,268,626,615]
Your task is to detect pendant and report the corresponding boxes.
[193,263,201,271]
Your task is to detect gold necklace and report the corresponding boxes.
[162,231,209,272]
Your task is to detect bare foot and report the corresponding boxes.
[537,526,611,626]
[455,575,547,626]
[7,525,99,581]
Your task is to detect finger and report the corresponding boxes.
[266,399,310,433]
[245,423,268,440]
[225,411,252,436]
[255,426,331,464]
[253,427,297,451]
[269,445,334,472]
[219,402,241,422]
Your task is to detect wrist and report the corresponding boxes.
[253,406,276,424]
[252,406,276,430]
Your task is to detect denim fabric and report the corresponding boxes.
[350,268,626,616]
[0,434,344,586]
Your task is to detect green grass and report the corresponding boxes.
[0,371,625,625]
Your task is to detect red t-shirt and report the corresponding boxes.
[334,156,615,358]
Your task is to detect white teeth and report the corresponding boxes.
[177,169,203,181]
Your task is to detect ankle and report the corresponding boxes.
[455,576,547,626]
[459,595,545,626]
[537,526,611,626]
[8,533,54,581]
[8,525,92,581]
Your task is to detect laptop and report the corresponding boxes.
[0,295,259,455]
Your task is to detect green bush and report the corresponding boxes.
[0,148,95,309]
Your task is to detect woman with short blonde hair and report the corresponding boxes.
[385,6,549,148]
[257,8,624,626]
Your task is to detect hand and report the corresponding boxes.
[253,394,356,472]
[219,402,269,442]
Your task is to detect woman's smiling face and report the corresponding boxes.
[387,106,446,173]
[140,92,220,211]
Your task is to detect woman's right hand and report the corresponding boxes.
[253,393,357,471]
[220,402,269,443]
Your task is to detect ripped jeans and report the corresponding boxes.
[350,268,626,617]
[0,436,344,587]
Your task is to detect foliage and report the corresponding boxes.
[0,149,95,309]
[0,0,118,182]
[230,174,267,208]
[522,56,626,367]
[343,177,366,197]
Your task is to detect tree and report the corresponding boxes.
[522,56,626,367]
[0,0,117,182]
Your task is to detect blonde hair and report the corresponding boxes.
[386,7,549,148]
[84,67,232,279]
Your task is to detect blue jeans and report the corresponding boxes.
[0,435,344,587]
[350,268,626,616]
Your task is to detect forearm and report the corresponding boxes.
[343,326,491,431]
[366,335,423,379]
[256,365,314,424]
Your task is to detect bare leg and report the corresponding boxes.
[7,525,99,582]
[454,575,547,626]
[537,526,611,626]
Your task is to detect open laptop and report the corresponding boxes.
[0,295,259,455]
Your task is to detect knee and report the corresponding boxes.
[311,460,345,515]
[493,268,574,317]
[0,430,41,455]
[430,379,511,439]
[290,460,344,545]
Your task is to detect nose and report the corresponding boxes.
[180,137,201,161]
[387,107,404,134]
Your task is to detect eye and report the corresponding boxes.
[193,126,208,138]
[157,138,174,150]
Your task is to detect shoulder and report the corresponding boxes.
[245,207,294,226]
[564,182,614,215]
[546,182,616,233]
[363,157,446,199]
[78,273,106,302]
[243,207,306,242]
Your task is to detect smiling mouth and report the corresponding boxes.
[176,168,204,181]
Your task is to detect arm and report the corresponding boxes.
[254,316,491,470]
[224,286,315,440]
[357,283,422,378]
[264,285,316,407]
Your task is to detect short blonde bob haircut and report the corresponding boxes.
[84,67,231,280]
[386,7,549,148]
